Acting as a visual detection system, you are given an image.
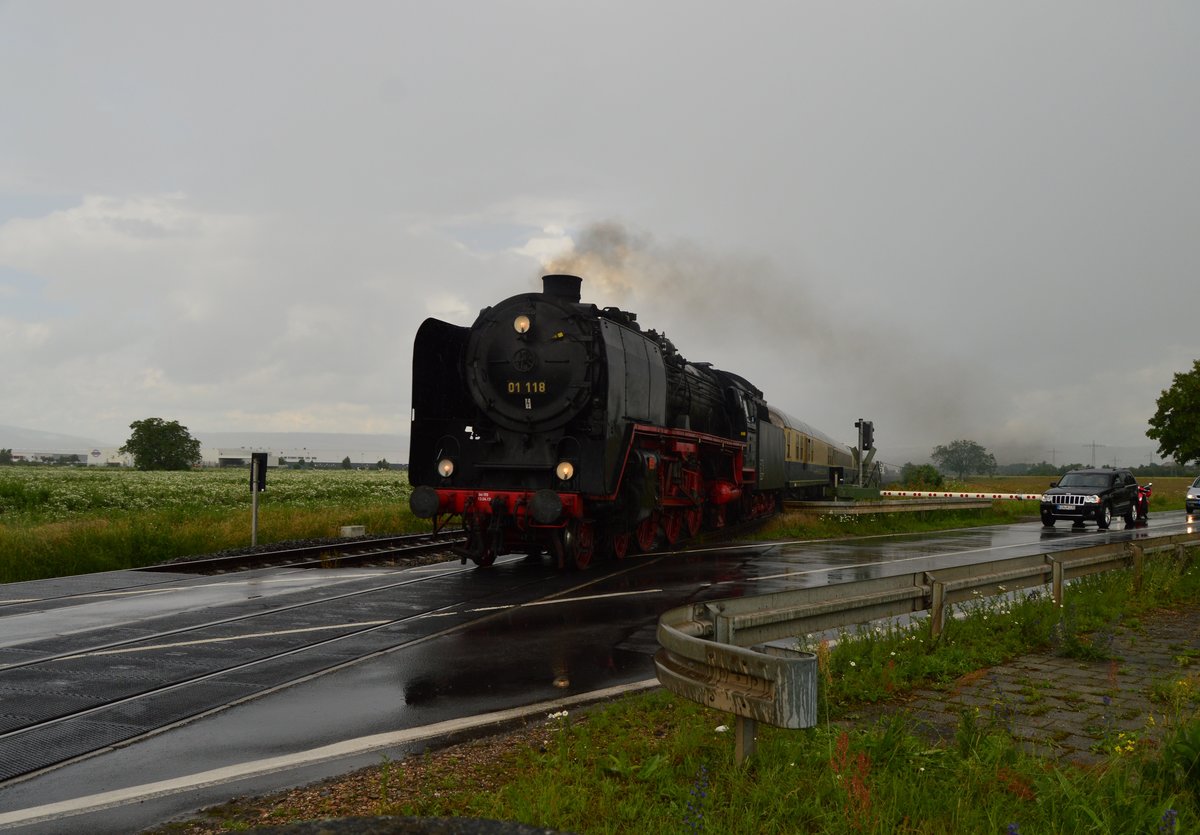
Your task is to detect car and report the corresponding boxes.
[1186,476,1200,517]
[1040,468,1139,529]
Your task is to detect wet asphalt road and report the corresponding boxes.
[1,512,1194,832]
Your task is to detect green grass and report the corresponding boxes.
[0,467,422,583]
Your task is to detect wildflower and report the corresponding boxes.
[849,661,857,668]
[1160,808,1178,834]
[548,710,568,720]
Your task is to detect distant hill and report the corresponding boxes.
[196,432,409,456]
[0,424,116,452]
[0,425,410,458]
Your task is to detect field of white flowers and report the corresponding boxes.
[0,467,413,521]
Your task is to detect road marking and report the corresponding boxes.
[415,587,665,618]
[0,678,661,828]
[55,622,392,658]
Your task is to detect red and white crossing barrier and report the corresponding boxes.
[880,490,1042,501]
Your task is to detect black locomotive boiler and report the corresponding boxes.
[408,274,855,569]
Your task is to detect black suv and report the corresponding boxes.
[1040,468,1139,529]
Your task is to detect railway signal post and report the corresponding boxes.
[250,452,268,546]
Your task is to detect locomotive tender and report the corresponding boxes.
[408,274,854,569]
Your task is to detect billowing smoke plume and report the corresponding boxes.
[541,220,1004,459]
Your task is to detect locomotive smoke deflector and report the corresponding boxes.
[542,273,582,302]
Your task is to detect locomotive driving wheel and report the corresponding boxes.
[685,507,703,537]
[635,513,659,552]
[662,510,683,547]
[609,530,631,560]
[568,520,595,570]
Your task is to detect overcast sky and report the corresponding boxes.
[1,1,1196,466]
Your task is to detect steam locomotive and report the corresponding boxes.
[408,274,855,569]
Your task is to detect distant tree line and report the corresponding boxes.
[899,434,1198,489]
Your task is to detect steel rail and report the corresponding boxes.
[140,530,467,574]
[0,559,485,673]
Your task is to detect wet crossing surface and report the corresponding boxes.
[1,512,1193,831]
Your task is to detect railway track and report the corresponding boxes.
[141,530,468,574]
[0,549,561,785]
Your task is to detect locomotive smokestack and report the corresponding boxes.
[542,274,582,303]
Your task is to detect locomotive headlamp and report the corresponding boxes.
[437,458,455,478]
[555,460,575,481]
[513,315,532,334]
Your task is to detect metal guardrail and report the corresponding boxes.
[655,531,1200,762]
[787,499,993,515]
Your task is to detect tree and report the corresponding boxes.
[0,448,12,465]
[930,439,997,480]
[342,456,353,470]
[901,463,944,489]
[120,418,202,471]
[376,458,390,470]
[1147,360,1200,466]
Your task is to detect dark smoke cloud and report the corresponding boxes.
[542,220,1003,457]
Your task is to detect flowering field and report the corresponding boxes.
[0,467,412,521]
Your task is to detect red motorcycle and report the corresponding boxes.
[1135,482,1152,522]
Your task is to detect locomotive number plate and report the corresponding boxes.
[506,381,547,394]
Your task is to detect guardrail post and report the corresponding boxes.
[928,577,945,639]
[735,717,757,764]
[707,603,733,645]
[1129,543,1145,593]
[1050,557,1064,606]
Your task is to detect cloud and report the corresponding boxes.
[0,2,1195,463]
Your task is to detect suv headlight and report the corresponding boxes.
[1041,493,1053,503]
[1083,495,1101,504]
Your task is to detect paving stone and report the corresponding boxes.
[845,604,1200,766]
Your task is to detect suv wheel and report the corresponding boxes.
[1097,504,1112,529]
[1041,512,1055,527]
[1123,504,1135,525]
